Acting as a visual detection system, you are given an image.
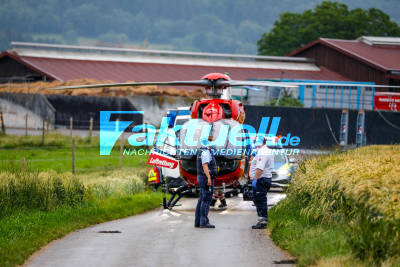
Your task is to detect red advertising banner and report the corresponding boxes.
[374,93,400,111]
[147,151,178,169]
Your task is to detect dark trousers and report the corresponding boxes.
[252,177,271,220]
[195,178,213,226]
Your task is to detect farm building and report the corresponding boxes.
[0,42,353,105]
[288,36,400,88]
[0,42,349,83]
[0,41,385,110]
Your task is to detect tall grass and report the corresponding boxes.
[88,179,145,199]
[0,171,85,217]
[282,145,400,265]
[0,168,148,217]
[0,135,158,266]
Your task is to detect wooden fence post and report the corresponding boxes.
[120,135,124,168]
[25,114,28,136]
[144,123,148,150]
[89,117,93,141]
[21,157,25,172]
[41,119,45,144]
[72,139,75,174]
[70,116,73,138]
[0,111,5,134]
[46,116,50,134]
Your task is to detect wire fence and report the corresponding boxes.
[0,111,97,137]
[0,110,151,173]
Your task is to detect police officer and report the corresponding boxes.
[195,134,217,228]
[249,137,274,229]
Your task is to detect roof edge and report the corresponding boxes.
[288,38,391,72]
[286,38,323,57]
[0,50,60,81]
[11,41,313,64]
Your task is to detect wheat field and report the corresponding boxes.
[287,145,400,263]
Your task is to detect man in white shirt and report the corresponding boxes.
[249,138,274,229]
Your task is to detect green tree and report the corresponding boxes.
[265,89,304,107]
[257,1,400,56]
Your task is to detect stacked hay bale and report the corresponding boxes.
[0,79,205,98]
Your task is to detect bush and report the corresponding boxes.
[265,90,303,107]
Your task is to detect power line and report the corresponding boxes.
[324,111,339,145]
[377,111,400,130]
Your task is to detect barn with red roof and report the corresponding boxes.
[288,36,400,88]
[0,42,349,84]
[0,41,380,108]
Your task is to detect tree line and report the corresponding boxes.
[0,0,399,55]
[257,1,400,56]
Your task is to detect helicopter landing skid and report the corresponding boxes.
[163,185,191,210]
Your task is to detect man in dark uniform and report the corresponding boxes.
[194,135,217,228]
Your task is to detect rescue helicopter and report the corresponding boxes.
[51,73,298,209]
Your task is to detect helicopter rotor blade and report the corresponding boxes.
[242,86,262,91]
[49,80,211,90]
[217,80,299,88]
[222,80,400,89]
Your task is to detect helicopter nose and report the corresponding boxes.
[202,103,224,123]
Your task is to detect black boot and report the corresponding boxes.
[218,198,227,209]
[200,223,215,228]
[210,197,217,207]
[252,219,267,229]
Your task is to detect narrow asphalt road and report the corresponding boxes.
[25,193,293,267]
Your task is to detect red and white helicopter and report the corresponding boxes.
[52,73,298,209]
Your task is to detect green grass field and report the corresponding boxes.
[0,146,147,172]
[0,134,161,267]
[0,134,149,173]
